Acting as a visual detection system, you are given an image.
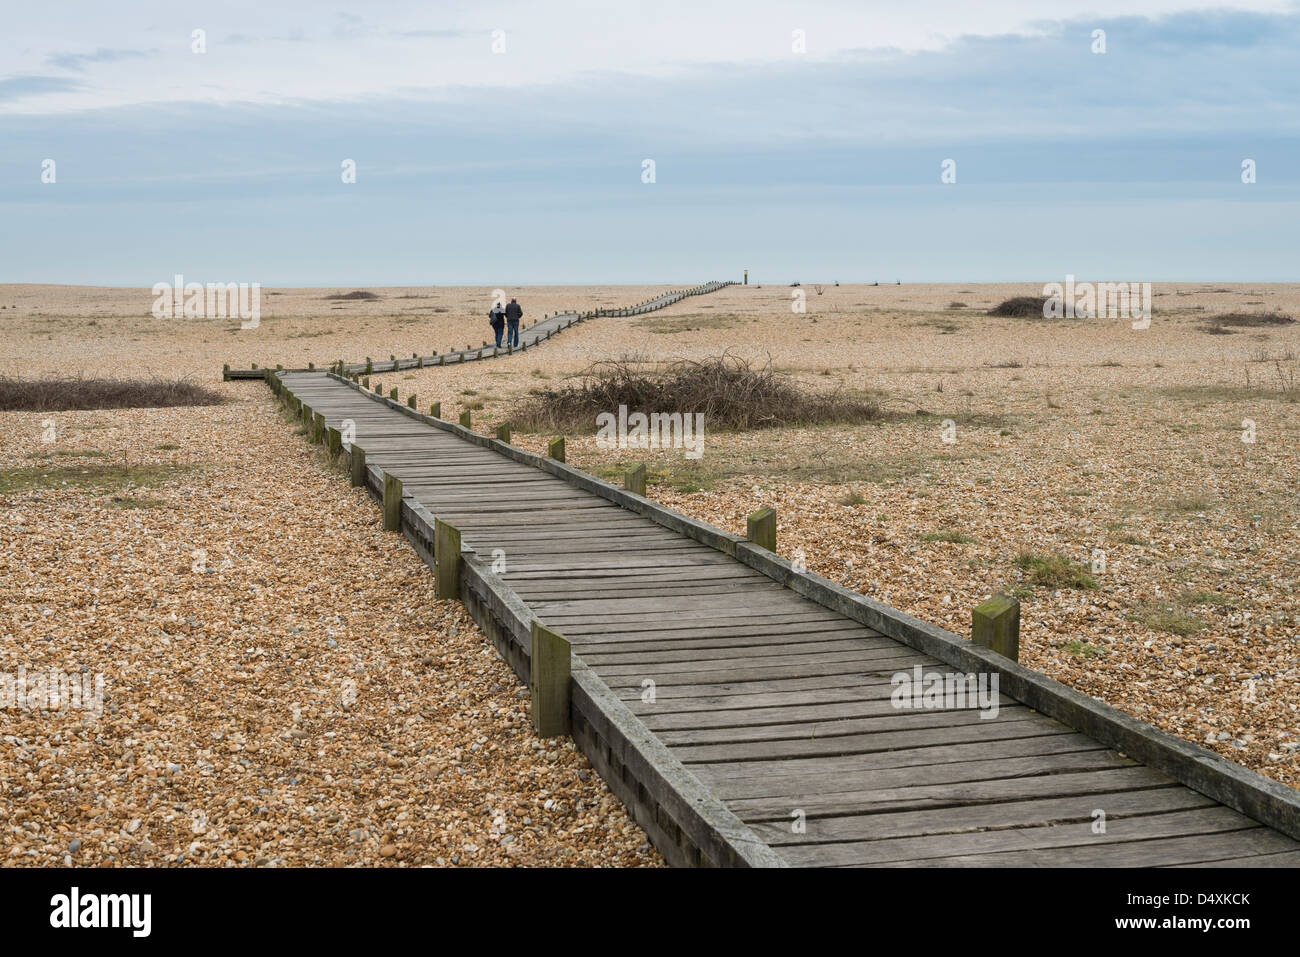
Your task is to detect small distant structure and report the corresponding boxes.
[743,269,748,285]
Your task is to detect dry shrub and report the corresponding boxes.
[323,291,381,301]
[0,375,226,412]
[510,354,882,433]
[988,296,1052,318]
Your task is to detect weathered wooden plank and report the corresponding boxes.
[894,827,1300,868]
[673,712,1075,764]
[698,749,1134,801]
[788,806,1261,867]
[731,766,1175,821]
[750,786,1216,847]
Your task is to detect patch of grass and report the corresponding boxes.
[1177,589,1237,608]
[1162,495,1213,514]
[322,290,381,301]
[0,463,194,495]
[1116,533,1147,545]
[1014,551,1098,590]
[155,443,181,451]
[1130,601,1202,637]
[1060,639,1104,657]
[916,317,963,334]
[922,528,974,543]
[837,490,868,506]
[635,313,741,335]
[511,354,883,433]
[1206,311,1294,329]
[0,376,225,412]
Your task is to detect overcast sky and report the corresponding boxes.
[2,1,1298,284]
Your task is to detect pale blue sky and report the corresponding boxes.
[1,2,1297,284]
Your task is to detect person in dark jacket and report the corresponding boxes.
[504,298,523,348]
[488,301,506,348]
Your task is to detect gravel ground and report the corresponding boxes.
[0,388,660,867]
[4,280,1298,867]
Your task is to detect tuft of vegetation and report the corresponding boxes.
[1060,639,1104,657]
[323,290,381,301]
[0,463,194,495]
[1130,602,1202,637]
[837,490,868,506]
[509,354,883,433]
[988,296,1051,318]
[1206,312,1294,329]
[923,529,975,544]
[1014,551,1098,590]
[0,375,225,413]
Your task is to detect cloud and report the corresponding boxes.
[46,47,154,72]
[0,74,82,101]
[397,29,470,39]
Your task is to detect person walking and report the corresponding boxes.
[504,297,523,348]
[488,300,506,348]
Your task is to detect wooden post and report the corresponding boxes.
[530,622,571,738]
[972,594,1020,661]
[458,409,472,429]
[382,471,403,532]
[429,401,441,418]
[746,507,776,551]
[313,411,325,443]
[327,426,342,459]
[350,444,366,487]
[417,356,424,368]
[495,422,511,444]
[361,375,370,389]
[407,394,417,409]
[434,519,461,599]
[547,436,565,462]
[624,463,646,496]
[389,388,398,401]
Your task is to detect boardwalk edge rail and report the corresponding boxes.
[313,369,1300,845]
[293,374,783,868]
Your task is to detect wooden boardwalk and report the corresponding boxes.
[224,281,733,379]
[272,371,1300,867]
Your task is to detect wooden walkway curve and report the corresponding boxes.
[270,369,1300,868]
[224,281,734,379]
